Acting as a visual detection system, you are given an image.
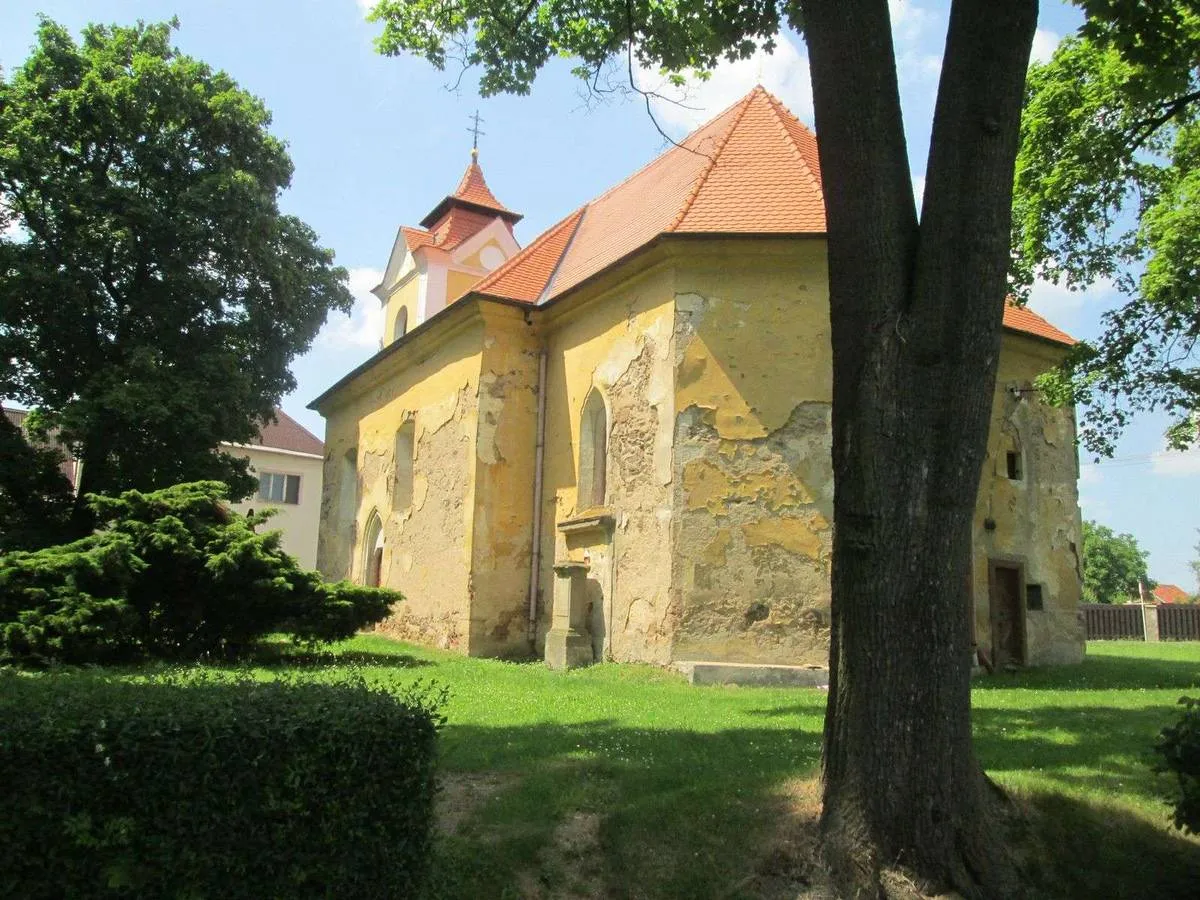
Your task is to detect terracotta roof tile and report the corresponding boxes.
[401,226,435,252]
[1153,584,1190,604]
[471,207,586,303]
[1003,301,1076,346]
[252,408,324,456]
[458,86,1073,348]
[453,157,514,214]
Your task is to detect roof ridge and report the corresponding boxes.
[761,90,824,201]
[537,207,588,301]
[669,90,758,232]
[472,206,587,298]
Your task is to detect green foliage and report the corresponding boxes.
[1013,12,1200,455]
[0,19,352,507]
[0,482,395,665]
[0,672,443,899]
[368,0,789,97]
[1156,696,1200,834]
[1081,519,1153,604]
[0,411,74,550]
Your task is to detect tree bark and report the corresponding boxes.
[798,0,1038,895]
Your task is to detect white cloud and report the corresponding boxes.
[1030,28,1060,65]
[318,267,385,350]
[0,196,23,241]
[1026,274,1116,330]
[635,34,814,135]
[356,0,375,12]
[1151,448,1200,477]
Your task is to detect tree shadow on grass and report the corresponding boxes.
[971,652,1200,692]
[248,647,434,670]
[426,716,826,899]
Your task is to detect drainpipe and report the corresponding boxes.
[527,348,548,648]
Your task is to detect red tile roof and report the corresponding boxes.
[419,155,522,229]
[1153,583,1191,604]
[252,409,324,456]
[1002,301,1076,346]
[459,86,1076,347]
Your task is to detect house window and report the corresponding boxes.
[393,421,415,511]
[1026,583,1044,611]
[257,472,300,504]
[578,389,608,508]
[393,307,408,343]
[1006,451,1023,481]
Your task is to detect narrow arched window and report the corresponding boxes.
[339,447,358,529]
[393,421,415,511]
[363,510,384,587]
[578,389,608,508]
[393,307,408,343]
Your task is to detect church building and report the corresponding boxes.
[310,87,1084,677]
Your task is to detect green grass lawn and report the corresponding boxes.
[15,638,1200,898]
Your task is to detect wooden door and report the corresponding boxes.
[989,563,1025,669]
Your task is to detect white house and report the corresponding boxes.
[224,409,324,570]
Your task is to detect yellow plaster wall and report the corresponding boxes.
[384,276,421,344]
[447,269,484,306]
[317,320,485,651]
[458,240,502,271]
[669,240,835,665]
[465,306,541,656]
[537,262,679,664]
[972,334,1085,665]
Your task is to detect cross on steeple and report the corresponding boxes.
[468,110,486,155]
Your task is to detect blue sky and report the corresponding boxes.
[2,1,1196,589]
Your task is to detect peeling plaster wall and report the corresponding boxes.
[467,307,541,657]
[973,335,1085,666]
[538,263,679,664]
[317,322,485,651]
[670,240,835,665]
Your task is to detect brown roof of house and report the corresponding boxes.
[1153,583,1190,604]
[251,408,324,456]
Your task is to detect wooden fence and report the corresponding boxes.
[1082,603,1200,641]
[1082,604,1144,640]
[1159,604,1200,641]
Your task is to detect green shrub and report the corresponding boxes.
[1157,696,1200,834]
[0,672,443,899]
[0,481,395,665]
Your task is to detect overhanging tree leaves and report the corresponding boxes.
[0,19,352,531]
[1081,519,1152,604]
[370,0,1039,894]
[1013,6,1200,455]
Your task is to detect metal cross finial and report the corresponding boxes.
[468,110,486,154]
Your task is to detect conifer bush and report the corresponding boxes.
[0,672,442,899]
[1157,696,1200,834]
[0,481,395,665]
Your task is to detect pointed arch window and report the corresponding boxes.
[393,421,415,511]
[363,510,384,587]
[392,307,409,343]
[578,389,608,509]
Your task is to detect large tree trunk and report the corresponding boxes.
[799,0,1038,895]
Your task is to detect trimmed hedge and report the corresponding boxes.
[0,672,443,898]
[1157,696,1200,835]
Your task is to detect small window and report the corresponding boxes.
[1006,451,1022,481]
[393,307,409,343]
[257,472,301,504]
[1026,584,1044,611]
[340,448,358,528]
[363,511,384,587]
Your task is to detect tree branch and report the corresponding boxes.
[1126,88,1200,153]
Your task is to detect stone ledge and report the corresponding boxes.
[674,660,829,688]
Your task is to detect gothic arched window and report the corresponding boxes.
[363,510,384,587]
[392,307,408,343]
[578,389,608,508]
[393,421,415,511]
